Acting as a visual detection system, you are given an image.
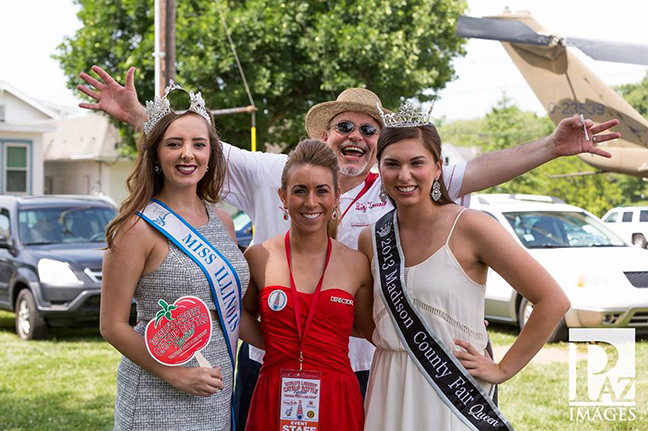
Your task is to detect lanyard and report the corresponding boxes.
[284,231,332,370]
[340,172,379,221]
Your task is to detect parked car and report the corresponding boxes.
[471,194,648,342]
[601,206,648,248]
[233,210,253,250]
[0,195,117,340]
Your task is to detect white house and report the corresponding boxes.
[0,81,57,195]
[43,113,132,205]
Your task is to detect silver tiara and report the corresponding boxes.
[377,100,434,128]
[142,80,212,135]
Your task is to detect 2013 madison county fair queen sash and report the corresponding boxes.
[372,210,514,431]
[138,199,242,369]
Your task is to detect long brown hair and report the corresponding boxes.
[106,112,225,250]
[280,139,340,238]
[376,125,454,206]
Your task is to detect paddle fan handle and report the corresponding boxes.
[195,351,212,368]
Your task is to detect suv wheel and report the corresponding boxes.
[518,297,567,343]
[15,289,47,340]
[632,234,647,249]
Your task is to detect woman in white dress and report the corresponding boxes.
[357,116,571,430]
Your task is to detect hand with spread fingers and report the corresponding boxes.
[551,115,620,159]
[78,65,146,128]
[453,339,509,385]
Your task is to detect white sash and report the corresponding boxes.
[138,199,242,368]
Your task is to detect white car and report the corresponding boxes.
[470,194,648,342]
[601,206,648,248]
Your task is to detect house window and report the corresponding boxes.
[5,144,29,194]
[0,106,5,122]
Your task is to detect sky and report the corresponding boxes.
[1,0,647,120]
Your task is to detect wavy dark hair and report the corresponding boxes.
[376,125,453,206]
[106,111,225,250]
[280,139,340,238]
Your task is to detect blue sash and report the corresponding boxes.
[138,199,242,369]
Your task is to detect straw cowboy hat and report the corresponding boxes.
[305,88,392,139]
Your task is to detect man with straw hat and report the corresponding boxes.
[78,66,620,428]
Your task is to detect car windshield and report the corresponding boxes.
[18,206,116,245]
[503,211,626,248]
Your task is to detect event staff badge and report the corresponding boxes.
[145,296,212,367]
[279,369,321,430]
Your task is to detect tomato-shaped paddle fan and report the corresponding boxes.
[145,296,212,367]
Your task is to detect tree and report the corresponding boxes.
[55,0,467,152]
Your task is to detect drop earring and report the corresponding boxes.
[281,206,289,221]
[332,205,340,221]
[154,165,161,174]
[431,179,441,202]
[379,184,388,203]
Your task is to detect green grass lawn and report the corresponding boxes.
[0,312,645,430]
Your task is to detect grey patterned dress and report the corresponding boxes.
[114,204,249,431]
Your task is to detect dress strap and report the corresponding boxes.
[445,208,467,246]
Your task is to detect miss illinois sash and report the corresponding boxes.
[138,199,242,369]
[372,210,514,431]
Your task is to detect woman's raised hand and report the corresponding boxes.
[78,65,146,128]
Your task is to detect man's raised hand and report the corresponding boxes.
[78,66,147,129]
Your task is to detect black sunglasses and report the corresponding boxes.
[332,121,379,137]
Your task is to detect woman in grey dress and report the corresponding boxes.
[101,88,259,430]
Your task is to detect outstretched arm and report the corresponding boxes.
[78,65,147,129]
[460,115,620,196]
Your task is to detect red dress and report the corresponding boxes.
[245,285,364,431]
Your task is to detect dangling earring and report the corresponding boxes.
[281,206,289,221]
[431,179,441,202]
[154,165,161,174]
[332,205,340,221]
[379,184,388,203]
[205,166,209,172]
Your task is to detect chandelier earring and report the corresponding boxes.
[431,178,441,202]
[379,184,389,203]
[281,206,289,221]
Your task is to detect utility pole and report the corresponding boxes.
[165,0,176,84]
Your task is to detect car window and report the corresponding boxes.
[0,209,9,239]
[603,211,618,223]
[622,211,633,222]
[18,206,116,245]
[503,211,625,248]
[641,211,648,223]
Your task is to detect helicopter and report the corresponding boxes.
[456,10,648,178]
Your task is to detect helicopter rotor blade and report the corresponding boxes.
[565,37,648,66]
[457,16,552,46]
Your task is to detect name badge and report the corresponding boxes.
[279,369,321,431]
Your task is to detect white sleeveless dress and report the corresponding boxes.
[364,209,495,431]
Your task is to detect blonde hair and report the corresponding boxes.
[106,112,225,250]
[281,140,340,238]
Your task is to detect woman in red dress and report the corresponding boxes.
[243,140,374,431]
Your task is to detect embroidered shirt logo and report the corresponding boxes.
[330,296,354,306]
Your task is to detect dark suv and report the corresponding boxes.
[0,195,116,340]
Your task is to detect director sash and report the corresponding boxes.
[138,199,242,369]
[372,210,514,431]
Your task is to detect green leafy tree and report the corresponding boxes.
[55,0,467,152]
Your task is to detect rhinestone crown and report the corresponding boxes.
[143,80,212,135]
[377,100,434,128]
